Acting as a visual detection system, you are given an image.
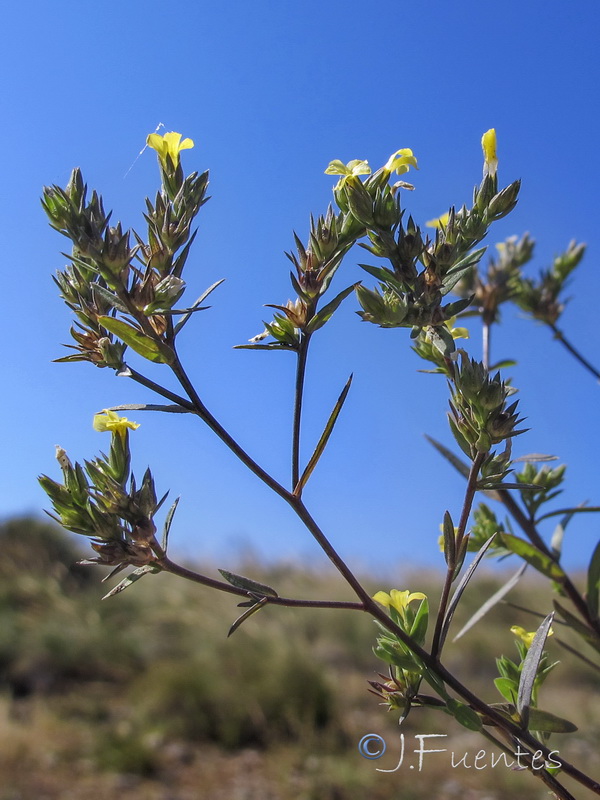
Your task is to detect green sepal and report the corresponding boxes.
[373,641,420,672]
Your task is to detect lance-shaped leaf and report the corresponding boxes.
[294,374,353,494]
[536,505,600,523]
[453,563,527,642]
[550,503,588,558]
[218,569,278,598]
[516,611,554,727]
[306,283,359,334]
[425,435,470,479]
[446,698,482,731]
[587,539,600,620]
[227,597,268,637]
[98,316,174,364]
[92,283,131,313]
[161,496,180,552]
[173,278,225,335]
[438,535,497,650]
[526,708,577,734]
[499,533,565,580]
[442,510,456,567]
[102,564,161,600]
[108,403,192,414]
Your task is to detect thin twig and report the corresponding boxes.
[550,323,600,382]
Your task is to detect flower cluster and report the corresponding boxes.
[39,412,164,574]
[41,132,210,369]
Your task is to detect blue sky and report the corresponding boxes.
[3,0,600,574]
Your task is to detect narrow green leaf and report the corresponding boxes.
[358,262,398,285]
[162,496,180,552]
[526,708,578,734]
[499,533,565,580]
[517,612,554,726]
[439,535,497,649]
[442,510,455,567]
[98,316,173,364]
[173,278,225,335]
[234,343,296,351]
[218,569,278,598]
[425,435,470,479]
[494,677,518,704]
[306,283,359,334]
[227,597,268,637]
[536,505,600,523]
[92,284,130,313]
[109,403,191,414]
[446,699,483,731]
[513,454,558,463]
[295,374,353,494]
[102,564,161,600]
[550,504,587,558]
[409,597,429,647]
[453,563,527,642]
[488,359,518,370]
[587,539,600,620]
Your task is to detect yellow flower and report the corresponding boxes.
[384,148,418,176]
[93,409,140,437]
[147,131,194,169]
[481,128,498,178]
[426,212,450,229]
[510,625,554,649]
[324,158,371,191]
[445,316,469,340]
[373,589,427,621]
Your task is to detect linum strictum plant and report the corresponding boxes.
[39,129,600,799]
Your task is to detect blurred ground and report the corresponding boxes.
[0,517,598,799]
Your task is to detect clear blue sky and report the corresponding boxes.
[3,0,600,573]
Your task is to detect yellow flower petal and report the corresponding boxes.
[510,624,553,648]
[93,409,140,437]
[147,131,195,168]
[481,128,498,177]
[426,212,450,229]
[384,148,418,175]
[373,589,426,616]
